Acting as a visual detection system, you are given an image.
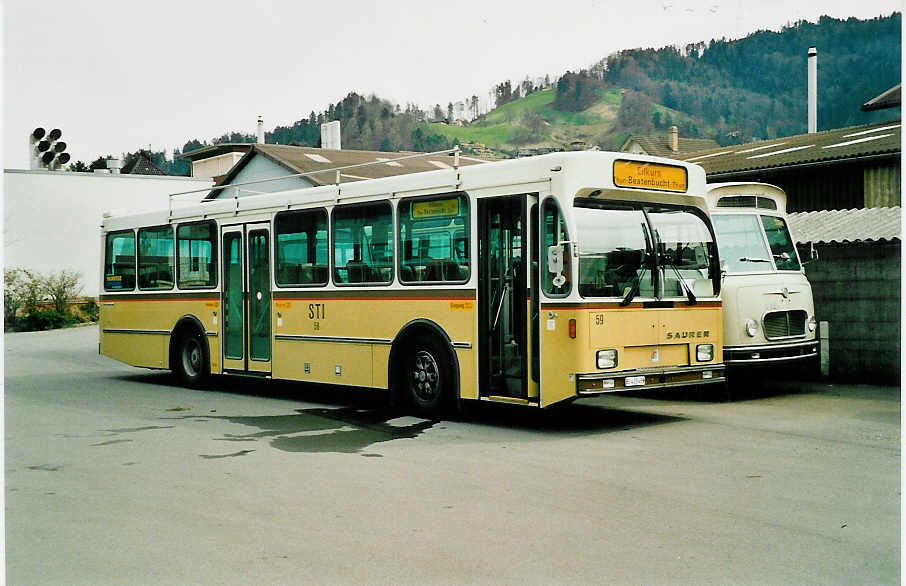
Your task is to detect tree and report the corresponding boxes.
[4,268,42,327]
[521,110,546,136]
[89,157,109,171]
[618,90,654,131]
[4,268,26,326]
[43,269,83,314]
[447,102,454,122]
[433,104,444,121]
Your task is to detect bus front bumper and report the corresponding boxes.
[575,364,726,396]
[724,340,818,365]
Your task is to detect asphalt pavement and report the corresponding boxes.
[4,325,900,585]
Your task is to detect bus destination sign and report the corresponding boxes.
[412,198,460,219]
[613,160,687,193]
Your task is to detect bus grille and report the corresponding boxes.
[763,310,807,339]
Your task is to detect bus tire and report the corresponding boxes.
[404,335,453,416]
[174,329,209,388]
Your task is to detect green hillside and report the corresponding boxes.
[421,88,625,156]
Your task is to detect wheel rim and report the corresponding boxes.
[182,337,202,378]
[409,350,440,403]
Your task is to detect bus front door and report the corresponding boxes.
[221,223,272,375]
[478,194,535,400]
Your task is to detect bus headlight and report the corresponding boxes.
[596,349,618,369]
[807,316,817,332]
[696,344,714,362]
[745,319,759,337]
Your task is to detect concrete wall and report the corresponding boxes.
[4,170,212,297]
[798,241,901,382]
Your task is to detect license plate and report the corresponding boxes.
[625,375,646,387]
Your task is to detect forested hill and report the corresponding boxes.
[601,13,901,142]
[97,13,901,174]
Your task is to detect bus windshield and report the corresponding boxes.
[574,202,715,299]
[761,215,800,270]
[712,213,800,272]
[574,206,653,298]
[648,208,715,299]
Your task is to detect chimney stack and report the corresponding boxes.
[256,116,265,144]
[669,125,679,153]
[808,47,818,133]
[321,120,341,150]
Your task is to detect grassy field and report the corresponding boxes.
[422,88,627,153]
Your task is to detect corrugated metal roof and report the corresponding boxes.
[206,144,486,198]
[252,144,483,183]
[787,207,901,244]
[682,120,901,176]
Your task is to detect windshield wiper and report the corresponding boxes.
[620,267,646,306]
[664,260,697,305]
[739,257,771,263]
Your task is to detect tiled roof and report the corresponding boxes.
[121,151,166,175]
[787,207,901,244]
[207,144,486,198]
[682,120,901,176]
[623,135,719,158]
[862,84,901,112]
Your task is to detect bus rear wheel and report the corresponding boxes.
[404,336,453,416]
[174,330,209,388]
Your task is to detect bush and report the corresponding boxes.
[83,300,99,322]
[20,310,76,331]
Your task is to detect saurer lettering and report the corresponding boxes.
[666,330,710,340]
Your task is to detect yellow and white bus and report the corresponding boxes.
[99,150,726,413]
[706,182,818,369]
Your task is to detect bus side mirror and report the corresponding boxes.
[720,259,728,277]
[547,244,566,287]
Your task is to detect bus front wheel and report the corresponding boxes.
[174,330,209,388]
[404,336,452,415]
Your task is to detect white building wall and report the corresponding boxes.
[192,152,245,179]
[215,155,313,199]
[4,170,212,297]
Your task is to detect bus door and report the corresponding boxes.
[221,223,272,375]
[478,194,536,400]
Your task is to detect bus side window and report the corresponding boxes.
[138,225,174,290]
[541,199,570,296]
[104,230,136,291]
[398,194,469,284]
[333,202,393,285]
[275,209,328,286]
[177,221,217,288]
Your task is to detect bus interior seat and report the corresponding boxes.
[400,264,416,282]
[425,260,460,281]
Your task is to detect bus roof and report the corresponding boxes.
[705,181,787,214]
[102,151,709,231]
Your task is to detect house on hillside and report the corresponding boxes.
[121,150,166,176]
[621,126,719,158]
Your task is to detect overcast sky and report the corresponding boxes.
[3,0,902,168]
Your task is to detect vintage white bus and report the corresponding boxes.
[706,182,818,369]
[99,150,726,414]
